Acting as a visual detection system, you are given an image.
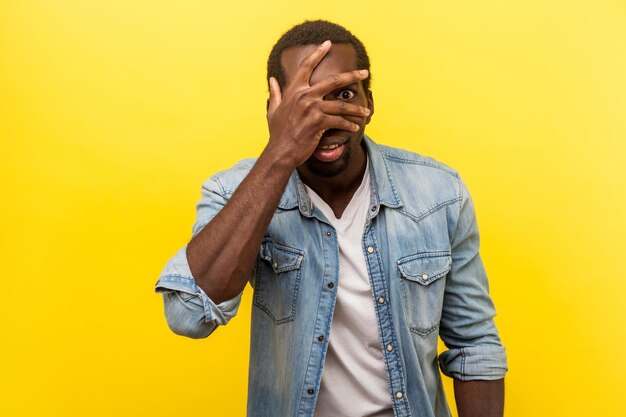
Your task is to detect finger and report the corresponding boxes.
[295,40,332,85]
[309,69,369,97]
[318,100,371,118]
[320,114,361,133]
[268,77,282,114]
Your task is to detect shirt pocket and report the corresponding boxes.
[397,251,451,336]
[253,239,305,325]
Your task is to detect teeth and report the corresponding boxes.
[319,144,340,150]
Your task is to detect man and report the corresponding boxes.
[155,20,507,417]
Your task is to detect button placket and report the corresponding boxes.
[297,220,338,415]
[362,229,410,415]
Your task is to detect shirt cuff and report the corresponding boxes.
[438,345,508,381]
[154,246,241,326]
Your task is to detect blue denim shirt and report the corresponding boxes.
[155,136,507,417]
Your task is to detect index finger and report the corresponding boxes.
[294,40,332,86]
[309,69,369,97]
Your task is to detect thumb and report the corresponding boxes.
[267,77,282,114]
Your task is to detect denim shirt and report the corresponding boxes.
[155,136,508,417]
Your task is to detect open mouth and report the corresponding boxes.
[313,142,345,162]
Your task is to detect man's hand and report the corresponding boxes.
[265,40,370,169]
[186,42,371,305]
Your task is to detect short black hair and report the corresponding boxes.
[267,20,371,91]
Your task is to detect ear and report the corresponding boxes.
[365,90,374,125]
[266,79,272,115]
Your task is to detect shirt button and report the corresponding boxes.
[367,246,374,254]
[371,206,376,212]
[325,231,332,237]
[273,262,278,270]
[386,344,393,352]
[318,335,325,342]
[421,274,429,281]
[307,388,315,395]
[395,391,403,399]
[378,296,385,304]
[327,282,335,289]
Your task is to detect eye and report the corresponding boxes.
[337,90,355,101]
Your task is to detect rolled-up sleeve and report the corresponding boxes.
[438,178,508,381]
[154,176,243,339]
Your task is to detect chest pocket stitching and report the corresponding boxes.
[254,240,305,325]
[397,251,451,285]
[411,323,440,337]
[397,251,451,336]
[259,240,304,272]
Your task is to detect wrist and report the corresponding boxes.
[259,140,301,173]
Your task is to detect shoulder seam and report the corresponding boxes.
[207,160,256,196]
[381,150,459,178]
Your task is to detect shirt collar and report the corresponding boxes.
[277,135,403,214]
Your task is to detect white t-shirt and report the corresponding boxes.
[306,161,394,417]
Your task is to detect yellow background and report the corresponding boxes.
[1,1,625,416]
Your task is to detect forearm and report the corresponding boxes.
[186,148,294,304]
[453,378,504,417]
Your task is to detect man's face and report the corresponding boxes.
[280,43,374,178]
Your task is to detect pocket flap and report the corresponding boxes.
[260,240,305,273]
[397,252,451,285]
